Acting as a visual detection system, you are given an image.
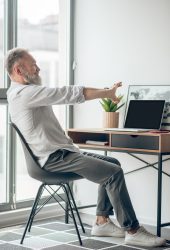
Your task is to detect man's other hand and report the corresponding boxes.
[108,82,122,103]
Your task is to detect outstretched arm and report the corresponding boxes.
[83,82,122,103]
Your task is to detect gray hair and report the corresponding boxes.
[5,48,28,75]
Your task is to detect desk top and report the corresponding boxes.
[68,128,170,136]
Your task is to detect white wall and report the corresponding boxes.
[73,0,170,226]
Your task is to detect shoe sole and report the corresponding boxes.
[125,239,166,247]
[91,232,125,238]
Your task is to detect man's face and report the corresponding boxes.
[19,53,42,85]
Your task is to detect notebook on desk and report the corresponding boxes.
[105,100,165,132]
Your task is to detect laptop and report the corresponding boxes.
[105,100,165,132]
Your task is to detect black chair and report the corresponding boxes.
[11,123,85,245]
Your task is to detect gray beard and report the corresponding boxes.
[22,72,42,85]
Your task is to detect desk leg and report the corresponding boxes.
[157,153,162,237]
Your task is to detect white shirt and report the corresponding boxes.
[7,82,85,166]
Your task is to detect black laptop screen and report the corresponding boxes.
[124,100,165,129]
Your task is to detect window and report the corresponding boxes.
[0,0,72,212]
[17,0,67,127]
[15,0,68,202]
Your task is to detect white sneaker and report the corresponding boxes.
[125,226,166,247]
[91,219,125,238]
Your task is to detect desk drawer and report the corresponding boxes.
[111,134,159,150]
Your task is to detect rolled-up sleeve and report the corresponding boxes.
[21,85,85,107]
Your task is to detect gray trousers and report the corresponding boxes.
[43,150,139,230]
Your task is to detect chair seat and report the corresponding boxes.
[36,169,83,185]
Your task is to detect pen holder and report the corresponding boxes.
[103,111,119,128]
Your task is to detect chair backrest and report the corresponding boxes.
[11,123,82,184]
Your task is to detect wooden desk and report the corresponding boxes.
[67,128,170,237]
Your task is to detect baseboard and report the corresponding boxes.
[0,203,64,229]
[79,211,95,226]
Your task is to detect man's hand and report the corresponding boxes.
[107,82,122,103]
[83,82,123,101]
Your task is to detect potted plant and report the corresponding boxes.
[100,95,125,128]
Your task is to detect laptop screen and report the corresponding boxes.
[124,100,165,129]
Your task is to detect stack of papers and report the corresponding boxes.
[85,140,108,145]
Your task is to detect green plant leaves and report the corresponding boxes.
[116,102,125,111]
[99,99,110,112]
[100,96,125,112]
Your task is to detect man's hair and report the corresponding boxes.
[5,48,28,75]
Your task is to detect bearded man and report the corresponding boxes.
[5,48,166,248]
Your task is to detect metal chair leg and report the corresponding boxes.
[66,183,85,233]
[20,184,44,244]
[28,185,44,232]
[62,184,83,245]
[65,185,69,224]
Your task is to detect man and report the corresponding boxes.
[6,48,166,247]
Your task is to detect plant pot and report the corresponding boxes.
[103,112,119,128]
